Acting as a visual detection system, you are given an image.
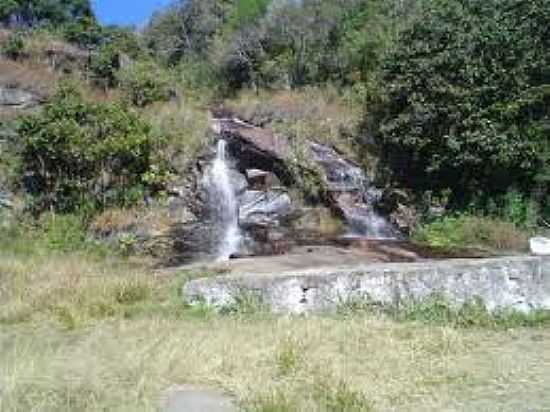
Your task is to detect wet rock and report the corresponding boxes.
[239,190,292,228]
[228,169,248,195]
[214,119,293,184]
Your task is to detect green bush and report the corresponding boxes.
[117,60,172,107]
[412,214,529,252]
[2,31,25,59]
[18,83,154,213]
[88,28,145,88]
[378,0,550,201]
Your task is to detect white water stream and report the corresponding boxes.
[205,140,241,260]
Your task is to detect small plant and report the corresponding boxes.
[314,380,373,412]
[220,290,269,316]
[243,391,298,412]
[112,280,150,305]
[276,338,302,376]
[117,60,172,107]
[336,294,377,316]
[2,32,25,59]
[39,214,87,252]
[118,233,138,256]
[394,294,550,329]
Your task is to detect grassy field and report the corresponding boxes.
[1,242,550,411]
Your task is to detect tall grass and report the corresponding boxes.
[412,214,530,253]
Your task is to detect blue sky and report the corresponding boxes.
[92,0,173,26]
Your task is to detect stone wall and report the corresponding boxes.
[183,256,550,314]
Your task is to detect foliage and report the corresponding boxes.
[1,30,24,58]
[0,0,95,27]
[377,0,550,202]
[87,27,145,87]
[18,83,154,213]
[143,0,412,92]
[394,294,550,329]
[117,60,172,107]
[412,214,529,252]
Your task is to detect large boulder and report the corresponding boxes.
[239,190,292,228]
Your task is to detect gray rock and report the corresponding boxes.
[162,385,236,412]
[183,256,550,314]
[246,169,280,190]
[0,87,40,108]
[239,190,292,228]
[228,169,248,195]
[0,190,12,209]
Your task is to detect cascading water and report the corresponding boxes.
[309,142,397,239]
[205,140,241,260]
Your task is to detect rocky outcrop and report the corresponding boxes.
[0,86,41,109]
[213,117,397,238]
[239,190,292,228]
[183,256,550,314]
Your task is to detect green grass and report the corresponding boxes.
[412,214,530,254]
[2,231,550,411]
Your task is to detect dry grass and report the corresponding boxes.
[1,247,550,411]
[0,59,57,96]
[142,99,212,171]
[225,87,364,159]
[90,207,173,237]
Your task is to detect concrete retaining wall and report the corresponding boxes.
[182,256,550,314]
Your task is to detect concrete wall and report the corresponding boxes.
[182,256,550,314]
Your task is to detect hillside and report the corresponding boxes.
[1,1,550,410]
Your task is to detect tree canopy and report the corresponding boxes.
[377,0,550,201]
[0,0,95,27]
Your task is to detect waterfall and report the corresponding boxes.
[309,142,398,239]
[205,140,241,260]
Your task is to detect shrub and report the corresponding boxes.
[412,214,529,252]
[2,31,25,59]
[117,60,172,107]
[18,83,154,213]
[377,0,550,201]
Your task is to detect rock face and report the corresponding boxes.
[239,190,292,228]
[183,256,550,314]
[213,117,397,239]
[169,116,398,262]
[0,86,41,109]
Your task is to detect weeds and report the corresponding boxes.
[412,214,530,253]
[219,289,269,316]
[276,338,303,376]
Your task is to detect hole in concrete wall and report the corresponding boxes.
[300,287,310,304]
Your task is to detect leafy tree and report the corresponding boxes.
[0,0,95,27]
[377,0,550,202]
[117,60,173,107]
[19,84,154,213]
